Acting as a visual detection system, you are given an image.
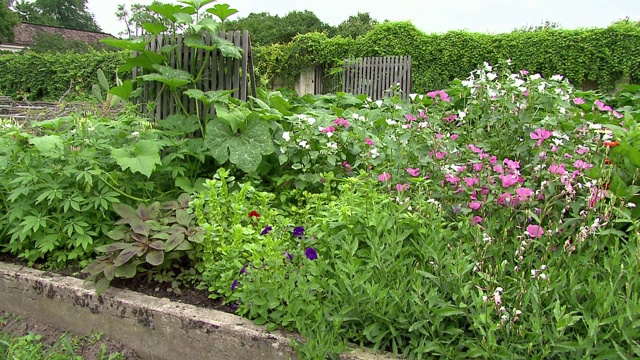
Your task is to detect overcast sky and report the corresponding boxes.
[87,0,640,36]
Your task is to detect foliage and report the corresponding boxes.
[11,0,101,32]
[190,62,640,358]
[82,194,204,295]
[332,12,378,39]
[253,20,640,92]
[115,1,169,39]
[0,1,19,44]
[0,50,128,100]
[29,32,110,54]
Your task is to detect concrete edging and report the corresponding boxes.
[0,262,393,360]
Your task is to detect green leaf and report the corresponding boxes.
[197,17,219,33]
[184,34,215,51]
[175,209,192,226]
[100,38,147,51]
[113,246,138,266]
[166,232,185,251]
[139,65,193,90]
[211,36,242,59]
[179,0,215,10]
[29,135,63,155]
[113,203,138,220]
[142,22,168,35]
[95,242,130,253]
[206,4,239,22]
[628,147,640,168]
[97,69,109,91]
[108,80,134,101]
[114,262,137,278]
[148,3,185,22]
[111,140,162,178]
[205,115,274,173]
[184,89,233,106]
[149,240,166,251]
[146,250,165,266]
[95,277,110,295]
[120,51,166,72]
[174,12,193,24]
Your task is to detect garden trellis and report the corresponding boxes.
[133,30,257,120]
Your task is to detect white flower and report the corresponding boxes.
[482,295,488,302]
[326,142,337,149]
[488,88,498,98]
[375,100,383,108]
[501,315,509,322]
[282,131,290,141]
[515,310,523,316]
[551,74,564,81]
[307,117,316,125]
[370,148,380,158]
[538,273,547,280]
[537,83,546,92]
[71,128,76,133]
[513,78,525,87]
[507,59,512,65]
[483,62,493,71]
[626,202,637,208]
[366,97,372,102]
[409,93,418,101]
[458,111,466,119]
[530,74,542,80]
[540,265,547,270]
[461,79,474,88]
[386,119,397,125]
[298,140,310,149]
[395,105,403,110]
[588,122,602,130]
[487,72,497,81]
[495,287,504,293]
[87,127,95,131]
[131,131,139,136]
[483,233,492,242]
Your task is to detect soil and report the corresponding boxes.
[0,253,230,313]
[0,310,141,359]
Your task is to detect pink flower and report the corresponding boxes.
[469,201,482,210]
[497,192,513,206]
[573,159,593,170]
[435,133,443,139]
[365,137,375,146]
[503,158,520,171]
[378,172,391,182]
[427,89,450,102]
[530,128,552,147]
[613,110,623,119]
[406,168,420,177]
[523,91,530,96]
[520,70,529,75]
[468,144,484,154]
[405,114,416,122]
[333,118,351,127]
[499,174,518,188]
[418,110,427,119]
[489,156,497,165]
[576,146,589,155]
[396,183,409,192]
[573,97,585,105]
[343,161,352,172]
[321,126,335,134]
[472,163,483,172]
[526,224,545,238]
[548,163,566,175]
[493,165,504,173]
[595,99,612,112]
[470,216,483,225]
[445,174,460,184]
[451,134,459,140]
[464,177,479,187]
[515,187,534,201]
[435,151,448,160]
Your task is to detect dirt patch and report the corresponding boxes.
[0,253,230,313]
[0,310,141,359]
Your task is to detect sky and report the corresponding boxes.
[87,0,640,36]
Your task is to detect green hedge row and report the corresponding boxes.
[0,50,128,101]
[253,20,640,92]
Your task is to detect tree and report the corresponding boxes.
[116,2,170,38]
[333,12,378,39]
[226,10,332,45]
[0,1,20,43]
[12,0,101,32]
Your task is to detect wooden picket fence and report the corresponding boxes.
[133,30,256,120]
[339,56,412,99]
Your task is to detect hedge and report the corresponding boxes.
[253,20,640,93]
[0,50,128,101]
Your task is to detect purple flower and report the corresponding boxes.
[283,251,293,260]
[231,279,238,291]
[305,247,318,260]
[260,226,273,235]
[239,265,248,275]
[293,226,305,238]
[229,302,239,312]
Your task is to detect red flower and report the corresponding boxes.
[603,141,619,148]
[248,211,260,219]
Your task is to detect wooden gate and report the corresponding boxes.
[133,30,257,120]
[341,56,412,99]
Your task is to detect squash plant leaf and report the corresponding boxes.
[29,135,63,156]
[108,80,134,101]
[211,36,242,59]
[139,65,193,90]
[205,115,274,173]
[184,34,215,51]
[184,89,234,106]
[111,140,162,178]
[206,4,239,22]
[100,38,148,51]
[141,22,168,35]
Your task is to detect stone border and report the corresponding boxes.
[0,262,393,360]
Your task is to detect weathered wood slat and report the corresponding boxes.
[334,55,412,100]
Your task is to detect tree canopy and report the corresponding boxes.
[11,0,101,32]
[0,1,20,43]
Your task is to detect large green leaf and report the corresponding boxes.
[108,80,134,101]
[174,12,193,24]
[111,140,162,178]
[183,34,215,51]
[100,38,147,51]
[179,0,215,10]
[184,89,234,106]
[141,22,168,35]
[139,65,193,89]
[206,4,239,22]
[29,135,63,155]
[120,51,166,72]
[198,17,219,33]
[148,3,186,22]
[205,116,274,173]
[211,36,242,59]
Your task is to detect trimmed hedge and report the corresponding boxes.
[253,21,640,92]
[0,50,128,100]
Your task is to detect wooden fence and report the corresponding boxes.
[339,56,412,99]
[133,30,256,120]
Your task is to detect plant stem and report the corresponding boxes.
[98,176,147,202]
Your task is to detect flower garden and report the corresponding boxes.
[1,1,640,359]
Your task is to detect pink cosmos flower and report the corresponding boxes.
[489,156,497,165]
[549,163,566,175]
[451,134,459,140]
[435,151,448,160]
[396,183,410,192]
[468,144,484,154]
[573,97,585,105]
[526,224,545,238]
[595,99,612,112]
[427,89,450,102]
[530,128,552,147]
[573,159,593,170]
[499,174,518,188]
[469,201,482,210]
[470,216,483,225]
[406,168,420,177]
[333,118,351,127]
[321,126,335,134]
[365,137,375,146]
[473,163,483,172]
[576,146,589,155]
[405,114,416,122]
[515,187,534,201]
[378,172,391,182]
[464,177,479,187]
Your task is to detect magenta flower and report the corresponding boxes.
[530,128,552,146]
[549,163,566,175]
[333,118,351,127]
[405,113,416,122]
[469,201,482,210]
[613,110,623,119]
[406,168,420,177]
[451,134,459,140]
[573,97,585,105]
[435,151,448,160]
[427,89,450,102]
[378,172,391,182]
[515,187,534,201]
[321,126,335,134]
[489,156,497,165]
[503,158,520,171]
[526,225,545,238]
[472,163,483,172]
[445,174,460,185]
[396,183,410,192]
[464,177,479,187]
[574,160,593,170]
[468,144,484,154]
[470,216,483,225]
[305,247,318,260]
[365,137,375,146]
[499,174,518,188]
[576,146,589,155]
[595,99,612,112]
[520,70,529,75]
